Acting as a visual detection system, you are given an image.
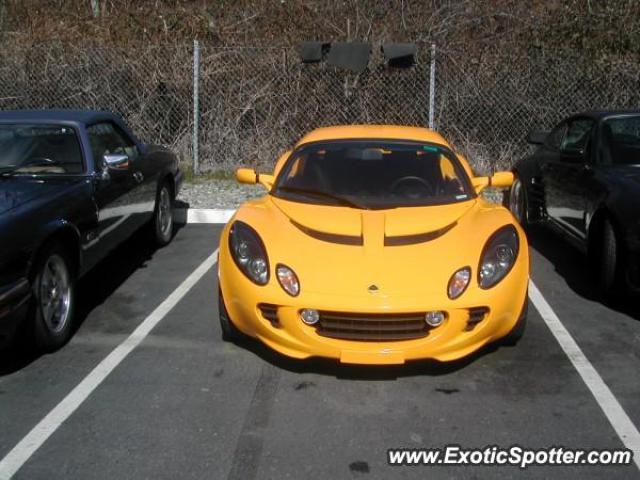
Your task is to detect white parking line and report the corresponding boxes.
[0,249,219,480]
[529,280,640,470]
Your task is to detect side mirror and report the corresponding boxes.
[472,171,514,194]
[490,171,514,189]
[472,176,490,194]
[235,168,275,190]
[527,130,548,145]
[103,153,130,171]
[257,174,275,190]
[236,168,258,184]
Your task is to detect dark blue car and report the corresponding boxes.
[0,109,183,351]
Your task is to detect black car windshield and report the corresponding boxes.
[0,124,84,174]
[272,141,473,209]
[601,116,640,166]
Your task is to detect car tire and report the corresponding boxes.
[506,175,528,229]
[151,180,174,246]
[501,298,527,346]
[218,287,241,342]
[30,244,76,352]
[595,218,621,298]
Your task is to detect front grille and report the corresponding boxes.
[316,311,431,341]
[258,303,279,327]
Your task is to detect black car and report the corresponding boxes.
[508,110,640,297]
[0,109,183,351]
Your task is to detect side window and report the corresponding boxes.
[561,119,594,154]
[545,122,567,150]
[87,122,138,170]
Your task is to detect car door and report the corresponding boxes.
[116,122,158,222]
[86,122,146,255]
[542,117,595,241]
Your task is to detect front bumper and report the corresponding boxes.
[0,278,31,346]
[219,253,529,365]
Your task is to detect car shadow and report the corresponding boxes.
[230,334,502,380]
[0,220,187,377]
[527,225,640,321]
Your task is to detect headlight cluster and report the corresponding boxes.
[478,225,519,289]
[448,225,519,298]
[229,221,270,285]
[229,222,300,296]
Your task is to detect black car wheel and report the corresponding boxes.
[218,287,241,342]
[152,181,174,246]
[31,243,76,352]
[595,218,621,298]
[507,176,528,228]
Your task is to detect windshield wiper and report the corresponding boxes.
[275,186,369,209]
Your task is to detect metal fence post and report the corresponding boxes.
[428,42,436,130]
[192,39,200,175]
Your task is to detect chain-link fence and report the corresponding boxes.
[1,42,639,175]
[436,47,640,172]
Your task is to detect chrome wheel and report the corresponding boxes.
[39,254,71,334]
[158,186,173,238]
[509,178,526,225]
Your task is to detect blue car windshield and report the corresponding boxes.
[272,141,474,209]
[0,124,84,174]
[601,115,640,166]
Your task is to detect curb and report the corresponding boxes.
[175,208,235,224]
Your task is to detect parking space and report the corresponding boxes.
[1,223,639,479]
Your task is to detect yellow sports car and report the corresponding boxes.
[218,125,529,364]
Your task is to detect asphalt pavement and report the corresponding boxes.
[0,223,638,479]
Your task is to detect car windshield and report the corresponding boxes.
[0,123,84,174]
[272,140,473,209]
[601,115,640,166]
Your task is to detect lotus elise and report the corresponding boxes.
[218,126,529,364]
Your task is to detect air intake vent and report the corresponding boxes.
[258,304,280,327]
[384,222,456,246]
[290,220,363,246]
[465,307,489,331]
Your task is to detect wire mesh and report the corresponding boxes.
[1,42,638,174]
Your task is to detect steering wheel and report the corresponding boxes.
[390,176,434,196]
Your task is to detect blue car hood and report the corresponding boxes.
[0,177,76,215]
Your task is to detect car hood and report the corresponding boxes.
[0,176,79,215]
[233,196,521,300]
[270,196,474,238]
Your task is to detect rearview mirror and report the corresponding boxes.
[527,130,548,145]
[103,153,129,171]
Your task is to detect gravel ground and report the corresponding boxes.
[178,180,505,209]
[177,179,265,209]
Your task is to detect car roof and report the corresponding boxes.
[0,109,122,125]
[571,109,640,121]
[296,125,451,148]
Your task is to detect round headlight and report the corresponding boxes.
[448,267,471,299]
[229,221,269,285]
[478,225,519,289]
[300,309,319,325]
[425,311,446,327]
[276,264,300,296]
